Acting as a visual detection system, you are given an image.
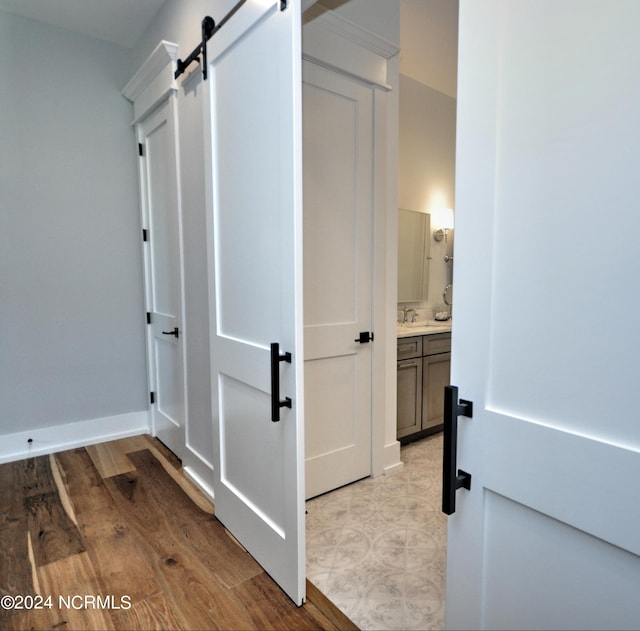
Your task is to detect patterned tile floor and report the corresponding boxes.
[306,433,446,631]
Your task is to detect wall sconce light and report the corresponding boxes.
[433,208,454,242]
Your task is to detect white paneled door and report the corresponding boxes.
[203,0,305,605]
[138,97,185,462]
[447,1,640,629]
[302,61,374,499]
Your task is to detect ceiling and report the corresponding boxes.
[0,0,458,96]
[0,0,166,48]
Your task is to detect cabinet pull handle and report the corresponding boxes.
[398,362,419,369]
[442,385,473,515]
[270,343,292,422]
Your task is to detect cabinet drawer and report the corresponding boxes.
[424,333,451,356]
[397,336,422,360]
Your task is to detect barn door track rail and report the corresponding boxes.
[174,0,248,81]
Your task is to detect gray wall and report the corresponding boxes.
[399,75,456,213]
[0,12,147,433]
[398,74,456,312]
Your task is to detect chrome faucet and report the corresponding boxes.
[402,307,416,323]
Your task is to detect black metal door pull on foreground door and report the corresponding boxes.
[270,343,292,422]
[442,385,473,515]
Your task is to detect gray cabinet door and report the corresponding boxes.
[422,351,451,430]
[397,358,423,438]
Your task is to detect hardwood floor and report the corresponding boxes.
[0,435,354,631]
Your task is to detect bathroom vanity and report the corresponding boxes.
[397,322,451,443]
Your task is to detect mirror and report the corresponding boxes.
[398,208,430,302]
[443,283,453,306]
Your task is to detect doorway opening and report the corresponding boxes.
[304,1,458,629]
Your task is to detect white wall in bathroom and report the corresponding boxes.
[398,74,456,317]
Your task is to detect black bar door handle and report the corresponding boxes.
[270,343,292,422]
[162,327,179,338]
[354,331,374,343]
[442,385,473,515]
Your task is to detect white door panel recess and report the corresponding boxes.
[204,0,305,605]
[446,2,640,629]
[303,61,374,499]
[138,97,185,461]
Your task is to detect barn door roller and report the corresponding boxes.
[174,0,247,81]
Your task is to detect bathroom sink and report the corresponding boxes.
[397,320,452,335]
[399,321,433,328]
[399,319,446,328]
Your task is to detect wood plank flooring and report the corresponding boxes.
[0,435,354,631]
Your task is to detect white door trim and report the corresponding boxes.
[303,4,398,89]
[122,41,179,124]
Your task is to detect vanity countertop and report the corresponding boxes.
[397,320,452,338]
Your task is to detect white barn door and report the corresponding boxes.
[447,1,640,629]
[203,0,305,605]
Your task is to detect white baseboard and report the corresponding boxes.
[382,439,403,476]
[384,459,404,476]
[0,411,150,464]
